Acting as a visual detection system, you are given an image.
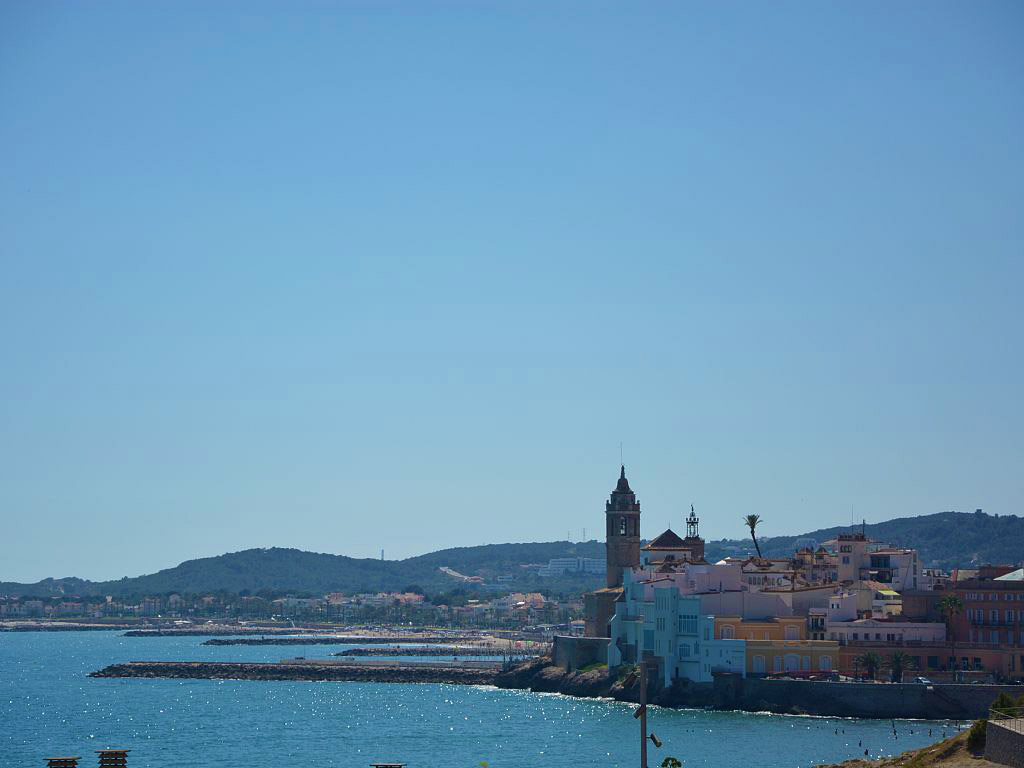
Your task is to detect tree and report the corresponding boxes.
[856,652,882,680]
[887,651,913,683]
[743,515,763,558]
[937,594,964,670]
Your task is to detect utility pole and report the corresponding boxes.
[640,661,648,768]
[629,661,661,768]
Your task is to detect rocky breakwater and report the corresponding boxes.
[89,661,500,685]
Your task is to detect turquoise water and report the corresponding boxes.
[1,632,956,767]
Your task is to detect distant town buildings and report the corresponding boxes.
[537,557,606,577]
[576,465,1023,685]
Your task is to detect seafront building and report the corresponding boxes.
[573,466,1022,685]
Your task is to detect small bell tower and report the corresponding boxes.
[682,504,705,562]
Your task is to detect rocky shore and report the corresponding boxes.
[812,730,1004,767]
[89,661,499,685]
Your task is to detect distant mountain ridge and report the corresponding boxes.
[1,511,1020,598]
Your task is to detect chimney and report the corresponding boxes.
[96,751,130,768]
[46,759,80,768]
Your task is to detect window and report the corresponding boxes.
[785,625,799,641]
[704,627,710,641]
[842,556,850,564]
[643,630,654,649]
[752,655,765,674]
[819,656,833,671]
[1006,610,1015,624]
[679,643,691,658]
[991,610,999,624]
[721,625,735,639]
[656,618,665,631]
[679,615,697,635]
[773,656,783,672]
[619,518,627,536]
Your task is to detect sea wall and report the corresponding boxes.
[986,721,1024,768]
[551,636,609,671]
[494,659,1024,720]
[713,676,1024,720]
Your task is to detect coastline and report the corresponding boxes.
[84,655,1024,722]
[493,659,1024,721]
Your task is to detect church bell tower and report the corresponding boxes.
[605,465,641,587]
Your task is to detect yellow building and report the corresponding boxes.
[746,639,840,675]
[714,616,806,642]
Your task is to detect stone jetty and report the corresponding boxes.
[89,660,500,685]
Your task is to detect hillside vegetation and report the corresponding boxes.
[710,511,1024,570]
[1,511,1019,598]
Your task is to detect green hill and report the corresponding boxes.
[1,512,1020,599]
[0,542,605,599]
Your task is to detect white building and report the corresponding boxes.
[607,569,746,686]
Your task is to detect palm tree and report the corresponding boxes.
[744,514,763,558]
[937,594,964,671]
[856,652,882,680]
[888,651,913,683]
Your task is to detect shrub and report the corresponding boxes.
[966,719,987,752]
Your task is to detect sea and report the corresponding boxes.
[1,631,957,768]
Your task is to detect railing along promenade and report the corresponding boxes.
[989,705,1024,735]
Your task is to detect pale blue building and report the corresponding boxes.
[607,569,746,686]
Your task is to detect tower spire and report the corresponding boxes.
[605,465,641,588]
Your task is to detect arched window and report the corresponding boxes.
[819,656,833,671]
[784,654,801,672]
[785,625,800,641]
[619,517,627,536]
[752,655,766,674]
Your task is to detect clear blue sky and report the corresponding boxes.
[2,1,1022,582]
